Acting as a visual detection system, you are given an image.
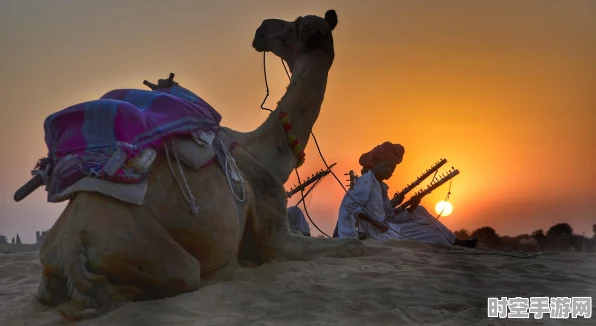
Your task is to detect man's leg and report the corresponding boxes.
[414,206,478,247]
[412,206,457,245]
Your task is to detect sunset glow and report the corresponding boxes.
[435,201,454,217]
[0,1,594,242]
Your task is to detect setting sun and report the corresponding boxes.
[435,201,453,217]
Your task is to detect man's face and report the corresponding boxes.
[373,161,397,180]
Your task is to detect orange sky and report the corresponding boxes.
[1,0,594,243]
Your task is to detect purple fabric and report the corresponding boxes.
[44,86,222,158]
[42,86,226,202]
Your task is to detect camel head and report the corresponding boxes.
[252,10,338,72]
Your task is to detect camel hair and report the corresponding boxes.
[36,9,365,320]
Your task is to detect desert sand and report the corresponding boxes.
[1,240,594,325]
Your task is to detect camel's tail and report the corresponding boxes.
[53,231,122,320]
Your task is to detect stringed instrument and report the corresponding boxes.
[344,170,359,190]
[391,158,447,207]
[286,163,336,198]
[395,167,460,213]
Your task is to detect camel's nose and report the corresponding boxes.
[252,28,267,52]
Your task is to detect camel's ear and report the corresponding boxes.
[325,10,337,31]
[294,16,303,36]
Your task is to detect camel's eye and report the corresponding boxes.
[276,35,289,47]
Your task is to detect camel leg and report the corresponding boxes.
[37,267,70,306]
[38,193,203,320]
[247,201,365,263]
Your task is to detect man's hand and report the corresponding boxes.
[406,197,421,214]
[374,221,390,233]
[391,194,405,207]
[357,213,389,233]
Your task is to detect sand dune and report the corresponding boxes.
[1,240,594,325]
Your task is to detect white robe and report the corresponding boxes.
[381,183,456,246]
[336,171,401,240]
[287,206,311,235]
[336,171,456,246]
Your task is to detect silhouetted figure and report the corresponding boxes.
[287,206,311,236]
[16,234,22,245]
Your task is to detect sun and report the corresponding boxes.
[435,201,453,217]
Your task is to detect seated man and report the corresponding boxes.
[287,205,311,236]
[332,166,369,238]
[335,141,476,247]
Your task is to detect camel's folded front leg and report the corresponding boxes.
[248,199,365,263]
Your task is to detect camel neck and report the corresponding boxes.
[245,57,331,183]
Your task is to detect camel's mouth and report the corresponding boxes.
[252,18,291,52]
[252,29,268,52]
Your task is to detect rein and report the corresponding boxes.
[259,52,331,237]
[257,52,541,259]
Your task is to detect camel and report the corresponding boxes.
[34,9,365,320]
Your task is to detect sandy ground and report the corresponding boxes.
[0,240,594,326]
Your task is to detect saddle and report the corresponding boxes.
[15,75,243,213]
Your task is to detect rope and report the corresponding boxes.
[265,53,443,240]
[164,137,199,215]
[296,174,324,207]
[279,59,333,237]
[440,246,542,259]
[220,137,246,202]
[259,52,273,113]
[259,52,331,237]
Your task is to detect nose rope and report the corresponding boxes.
[255,24,538,260]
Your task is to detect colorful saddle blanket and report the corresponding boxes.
[43,86,228,202]
[45,86,221,157]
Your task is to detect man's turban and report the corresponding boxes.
[358,142,405,168]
